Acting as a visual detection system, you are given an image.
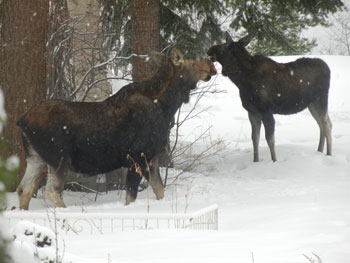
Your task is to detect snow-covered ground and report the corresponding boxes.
[5,55,350,263]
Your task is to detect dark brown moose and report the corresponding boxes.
[16,49,216,210]
[207,32,332,162]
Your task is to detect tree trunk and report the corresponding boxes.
[67,0,112,102]
[47,0,70,100]
[131,0,160,81]
[131,0,172,168]
[0,0,48,190]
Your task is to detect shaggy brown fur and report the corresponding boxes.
[16,49,216,209]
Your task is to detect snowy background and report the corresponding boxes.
[3,54,350,263]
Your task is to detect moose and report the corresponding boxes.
[16,49,216,210]
[207,32,332,162]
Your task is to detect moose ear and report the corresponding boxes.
[170,48,184,66]
[149,51,167,67]
[225,31,234,44]
[238,34,252,47]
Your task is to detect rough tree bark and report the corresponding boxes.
[131,0,160,81]
[0,0,49,190]
[47,0,70,100]
[67,0,112,102]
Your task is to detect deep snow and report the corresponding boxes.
[4,55,350,263]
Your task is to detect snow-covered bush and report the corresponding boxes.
[0,89,23,263]
[0,89,18,263]
[12,221,60,263]
[0,217,12,263]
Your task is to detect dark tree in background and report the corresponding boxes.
[0,0,49,190]
[99,0,225,59]
[99,0,344,57]
[159,0,225,57]
[226,0,345,55]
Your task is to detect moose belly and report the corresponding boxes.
[272,96,311,115]
[240,91,311,115]
[69,137,167,175]
[70,118,169,175]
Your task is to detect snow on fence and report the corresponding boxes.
[4,204,218,234]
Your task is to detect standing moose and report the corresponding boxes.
[207,32,332,162]
[16,49,216,210]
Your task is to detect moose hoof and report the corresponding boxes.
[155,189,164,200]
[44,192,66,208]
[125,192,136,205]
[17,189,31,210]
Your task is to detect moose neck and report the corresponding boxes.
[158,66,196,119]
[225,51,253,89]
[104,60,174,107]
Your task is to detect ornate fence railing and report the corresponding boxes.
[4,204,218,234]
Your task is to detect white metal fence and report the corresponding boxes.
[4,204,218,234]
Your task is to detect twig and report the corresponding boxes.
[126,154,143,177]
[141,153,152,228]
[65,181,102,194]
[303,253,322,263]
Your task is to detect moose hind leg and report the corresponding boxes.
[262,113,277,162]
[248,112,262,162]
[44,165,67,208]
[325,113,332,155]
[308,103,332,155]
[148,155,164,200]
[17,147,47,210]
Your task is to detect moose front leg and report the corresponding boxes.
[248,112,262,162]
[125,168,143,205]
[262,113,277,162]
